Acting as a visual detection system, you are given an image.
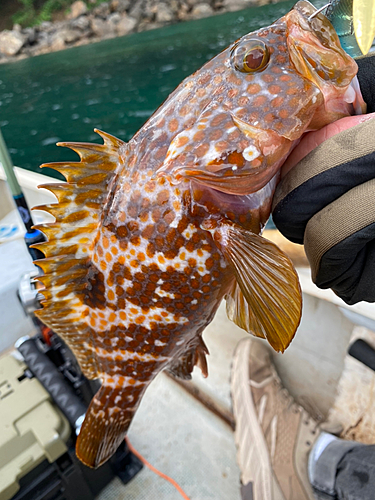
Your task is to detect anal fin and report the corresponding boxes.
[167,337,209,380]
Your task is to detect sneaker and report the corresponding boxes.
[231,338,319,500]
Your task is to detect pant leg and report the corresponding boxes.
[334,445,375,500]
[309,437,362,500]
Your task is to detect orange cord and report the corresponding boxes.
[126,437,192,500]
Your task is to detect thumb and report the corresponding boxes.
[281,112,375,178]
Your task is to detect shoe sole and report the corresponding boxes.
[231,338,284,500]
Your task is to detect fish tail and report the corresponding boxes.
[76,373,146,468]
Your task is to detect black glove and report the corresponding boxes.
[272,53,375,305]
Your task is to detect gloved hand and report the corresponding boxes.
[272,53,375,305]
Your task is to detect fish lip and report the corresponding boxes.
[287,38,365,120]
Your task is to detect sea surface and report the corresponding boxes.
[0,0,329,179]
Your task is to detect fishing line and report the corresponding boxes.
[126,437,192,500]
[308,3,331,21]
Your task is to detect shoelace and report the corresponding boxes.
[249,375,275,389]
[249,373,299,411]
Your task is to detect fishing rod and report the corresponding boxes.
[0,127,45,261]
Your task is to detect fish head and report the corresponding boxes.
[157,0,365,195]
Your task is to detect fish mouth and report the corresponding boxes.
[287,1,366,118]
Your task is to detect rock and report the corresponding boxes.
[190,3,214,18]
[30,30,51,54]
[34,30,49,44]
[40,21,53,30]
[128,0,145,22]
[0,52,10,63]
[212,0,225,9]
[27,44,50,57]
[186,0,206,6]
[110,0,130,13]
[108,12,121,24]
[62,28,82,44]
[177,3,189,20]
[143,0,156,20]
[49,32,66,51]
[0,30,26,56]
[156,3,174,22]
[93,2,110,18]
[38,21,56,34]
[169,0,180,13]
[91,18,113,37]
[142,21,163,31]
[70,15,90,31]
[116,14,137,36]
[106,13,121,34]
[23,27,37,45]
[68,1,88,19]
[12,24,22,33]
[223,0,264,11]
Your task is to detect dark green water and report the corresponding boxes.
[0,0,324,179]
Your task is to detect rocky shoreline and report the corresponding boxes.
[0,0,278,64]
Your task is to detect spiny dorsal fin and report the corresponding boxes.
[33,129,126,379]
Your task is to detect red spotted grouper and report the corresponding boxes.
[33,0,365,468]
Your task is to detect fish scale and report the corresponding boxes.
[33,0,365,469]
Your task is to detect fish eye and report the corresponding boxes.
[231,40,270,73]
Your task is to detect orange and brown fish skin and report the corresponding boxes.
[32,0,365,468]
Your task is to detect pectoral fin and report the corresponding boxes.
[214,223,302,352]
[226,281,266,340]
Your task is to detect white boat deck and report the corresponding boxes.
[1,167,375,499]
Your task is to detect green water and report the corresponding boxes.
[0,0,324,179]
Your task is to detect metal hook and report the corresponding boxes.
[308,3,331,21]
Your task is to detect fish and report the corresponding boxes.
[32,0,365,469]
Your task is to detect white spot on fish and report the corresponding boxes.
[155,286,175,299]
[101,373,145,388]
[243,145,260,161]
